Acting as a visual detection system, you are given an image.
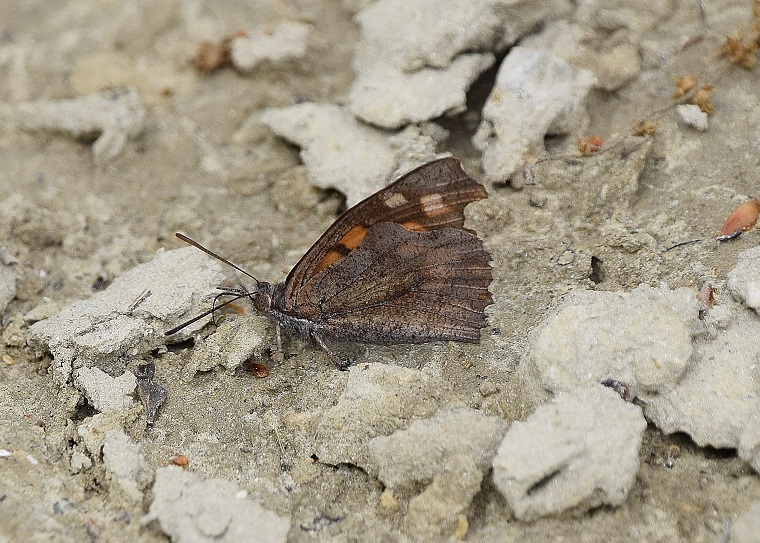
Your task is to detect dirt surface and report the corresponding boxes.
[2,1,760,542]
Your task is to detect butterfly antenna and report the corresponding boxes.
[175,232,260,285]
[164,291,247,336]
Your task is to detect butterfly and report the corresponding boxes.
[166,157,493,367]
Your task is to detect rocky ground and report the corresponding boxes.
[2,1,760,542]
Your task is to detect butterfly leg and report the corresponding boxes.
[311,332,351,371]
[271,323,285,364]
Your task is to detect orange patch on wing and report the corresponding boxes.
[314,250,343,274]
[402,220,425,231]
[313,224,368,274]
[340,224,369,250]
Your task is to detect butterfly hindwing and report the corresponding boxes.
[286,221,492,344]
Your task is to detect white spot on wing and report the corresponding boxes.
[420,193,450,216]
[383,191,409,208]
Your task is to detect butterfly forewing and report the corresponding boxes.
[282,157,488,309]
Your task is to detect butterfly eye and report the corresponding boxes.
[252,291,272,312]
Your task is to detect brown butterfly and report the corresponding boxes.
[166,157,493,367]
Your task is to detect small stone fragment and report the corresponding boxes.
[69,450,93,474]
[349,0,572,128]
[73,367,137,414]
[492,386,646,521]
[28,247,225,385]
[0,261,17,316]
[230,22,311,72]
[260,103,445,206]
[523,285,698,394]
[645,305,760,449]
[15,87,145,162]
[142,467,290,543]
[379,490,400,512]
[182,316,270,381]
[473,47,596,182]
[732,501,760,543]
[727,246,760,313]
[523,21,641,91]
[195,33,242,75]
[739,403,760,473]
[368,407,508,491]
[403,454,482,540]
[313,364,442,468]
[102,430,153,503]
[368,407,507,540]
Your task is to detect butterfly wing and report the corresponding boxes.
[282,157,488,310]
[294,222,493,344]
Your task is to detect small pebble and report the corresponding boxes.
[379,490,400,512]
[479,380,499,397]
[677,104,708,131]
[529,195,547,208]
[168,454,189,467]
[557,249,576,266]
[453,514,469,540]
[251,362,270,378]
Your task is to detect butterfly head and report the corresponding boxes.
[165,233,277,337]
[248,281,274,313]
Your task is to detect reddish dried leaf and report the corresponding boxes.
[251,362,270,378]
[576,134,604,156]
[718,196,760,241]
[168,454,190,467]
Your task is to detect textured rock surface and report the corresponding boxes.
[492,386,646,520]
[3,0,760,541]
[73,366,137,414]
[727,246,760,313]
[0,260,17,316]
[644,307,760,449]
[350,0,572,128]
[260,103,446,206]
[14,87,144,161]
[313,363,443,468]
[27,247,224,384]
[182,315,271,380]
[731,501,760,543]
[473,47,596,181]
[369,407,508,539]
[523,285,699,394]
[230,21,311,72]
[143,467,291,543]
